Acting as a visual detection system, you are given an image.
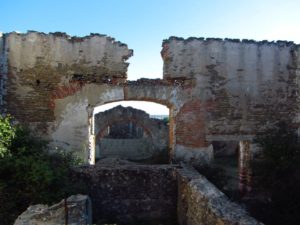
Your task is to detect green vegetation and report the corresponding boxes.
[0,115,16,157]
[162,116,169,124]
[0,115,84,225]
[251,121,300,225]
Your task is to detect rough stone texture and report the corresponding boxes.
[14,194,92,225]
[177,165,263,225]
[69,163,261,225]
[0,31,132,160]
[94,105,169,162]
[162,37,300,137]
[5,31,131,122]
[72,163,178,225]
[1,31,300,166]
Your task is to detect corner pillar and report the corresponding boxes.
[238,140,253,195]
[87,105,95,165]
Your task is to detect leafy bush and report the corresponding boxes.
[0,116,85,225]
[251,121,300,225]
[162,116,169,125]
[0,115,16,157]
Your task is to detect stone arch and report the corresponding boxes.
[89,99,172,164]
[80,82,177,165]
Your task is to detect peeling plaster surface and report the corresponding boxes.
[51,98,89,158]
[52,84,125,159]
[162,37,300,136]
[6,32,132,71]
[2,32,300,165]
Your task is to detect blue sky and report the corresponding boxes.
[1,0,300,115]
[2,0,300,80]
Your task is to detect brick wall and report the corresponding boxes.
[176,100,207,148]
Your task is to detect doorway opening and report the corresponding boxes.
[209,140,258,200]
[92,101,171,164]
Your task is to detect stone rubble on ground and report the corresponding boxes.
[14,194,92,225]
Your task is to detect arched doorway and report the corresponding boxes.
[89,100,173,164]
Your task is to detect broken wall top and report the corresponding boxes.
[0,31,133,123]
[3,31,133,80]
[162,36,300,80]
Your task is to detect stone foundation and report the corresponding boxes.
[71,162,263,225]
[72,162,178,224]
[177,166,262,225]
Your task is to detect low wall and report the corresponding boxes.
[72,163,178,225]
[71,162,262,225]
[177,166,263,225]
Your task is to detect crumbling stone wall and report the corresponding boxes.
[72,163,178,225]
[0,31,132,160]
[162,37,300,137]
[14,195,92,225]
[161,37,300,164]
[94,105,169,162]
[71,162,262,225]
[1,31,300,165]
[177,166,262,225]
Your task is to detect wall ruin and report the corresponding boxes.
[162,37,300,137]
[177,165,262,225]
[72,162,178,225]
[1,31,300,165]
[94,105,169,162]
[14,195,92,225]
[71,162,262,225]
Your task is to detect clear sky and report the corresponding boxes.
[1,0,300,80]
[1,0,300,115]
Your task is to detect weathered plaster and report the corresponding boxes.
[2,32,300,166]
[51,84,124,160]
[162,38,300,136]
[6,32,132,72]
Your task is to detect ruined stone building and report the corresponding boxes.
[1,31,300,169]
[4,31,298,225]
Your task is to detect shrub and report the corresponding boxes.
[0,116,85,225]
[251,121,300,225]
[0,115,16,157]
